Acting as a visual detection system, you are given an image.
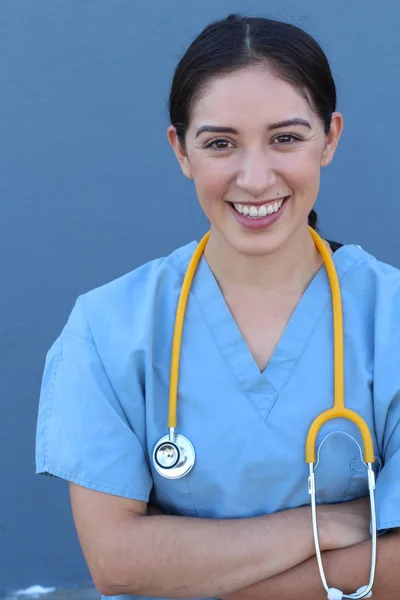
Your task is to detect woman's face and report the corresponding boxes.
[168,66,343,256]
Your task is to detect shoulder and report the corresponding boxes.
[63,239,198,342]
[338,244,400,327]
[340,244,400,291]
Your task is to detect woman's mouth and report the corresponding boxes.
[231,197,286,218]
[228,196,289,230]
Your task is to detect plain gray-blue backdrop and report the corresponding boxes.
[1,0,399,594]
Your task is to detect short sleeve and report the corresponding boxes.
[35,298,153,501]
[374,392,400,532]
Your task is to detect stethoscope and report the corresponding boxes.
[153,227,377,600]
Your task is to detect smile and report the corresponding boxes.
[231,197,287,219]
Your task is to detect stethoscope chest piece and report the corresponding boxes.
[153,434,195,479]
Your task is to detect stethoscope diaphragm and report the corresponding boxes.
[153,433,195,479]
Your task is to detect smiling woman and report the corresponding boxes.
[36,13,400,600]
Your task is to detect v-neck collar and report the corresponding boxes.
[175,241,363,420]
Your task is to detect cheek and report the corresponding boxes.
[192,158,234,203]
[277,150,321,193]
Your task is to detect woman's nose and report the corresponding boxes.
[236,151,276,197]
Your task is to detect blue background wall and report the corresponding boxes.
[1,0,399,594]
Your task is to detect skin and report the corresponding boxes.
[70,483,372,597]
[168,64,344,298]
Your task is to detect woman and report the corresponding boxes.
[36,14,400,600]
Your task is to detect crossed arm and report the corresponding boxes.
[143,500,400,599]
[223,530,400,600]
[69,482,400,599]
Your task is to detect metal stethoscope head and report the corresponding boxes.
[153,427,196,479]
[153,233,208,479]
[153,228,377,598]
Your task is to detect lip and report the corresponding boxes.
[228,196,289,230]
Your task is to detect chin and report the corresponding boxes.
[227,231,288,257]
[225,220,310,258]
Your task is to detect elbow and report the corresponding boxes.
[93,579,115,597]
[98,581,149,598]
[94,581,133,598]
[93,572,141,597]
[82,515,150,596]
[90,566,119,597]
[90,558,144,597]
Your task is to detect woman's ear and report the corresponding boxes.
[167,126,193,179]
[321,112,344,167]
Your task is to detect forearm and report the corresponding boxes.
[105,507,317,598]
[223,531,400,600]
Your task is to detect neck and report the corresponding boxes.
[204,224,326,298]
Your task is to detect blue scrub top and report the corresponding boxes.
[36,240,400,599]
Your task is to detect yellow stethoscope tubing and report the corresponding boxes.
[166,226,376,599]
[167,227,375,466]
[167,231,211,429]
[306,228,375,465]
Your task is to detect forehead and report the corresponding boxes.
[190,66,316,128]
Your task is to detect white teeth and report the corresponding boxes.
[249,206,258,217]
[258,205,267,217]
[233,197,285,218]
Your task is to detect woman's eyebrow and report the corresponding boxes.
[268,118,312,130]
[195,118,312,138]
[195,125,238,138]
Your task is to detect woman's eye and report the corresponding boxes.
[273,134,301,145]
[205,139,233,150]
